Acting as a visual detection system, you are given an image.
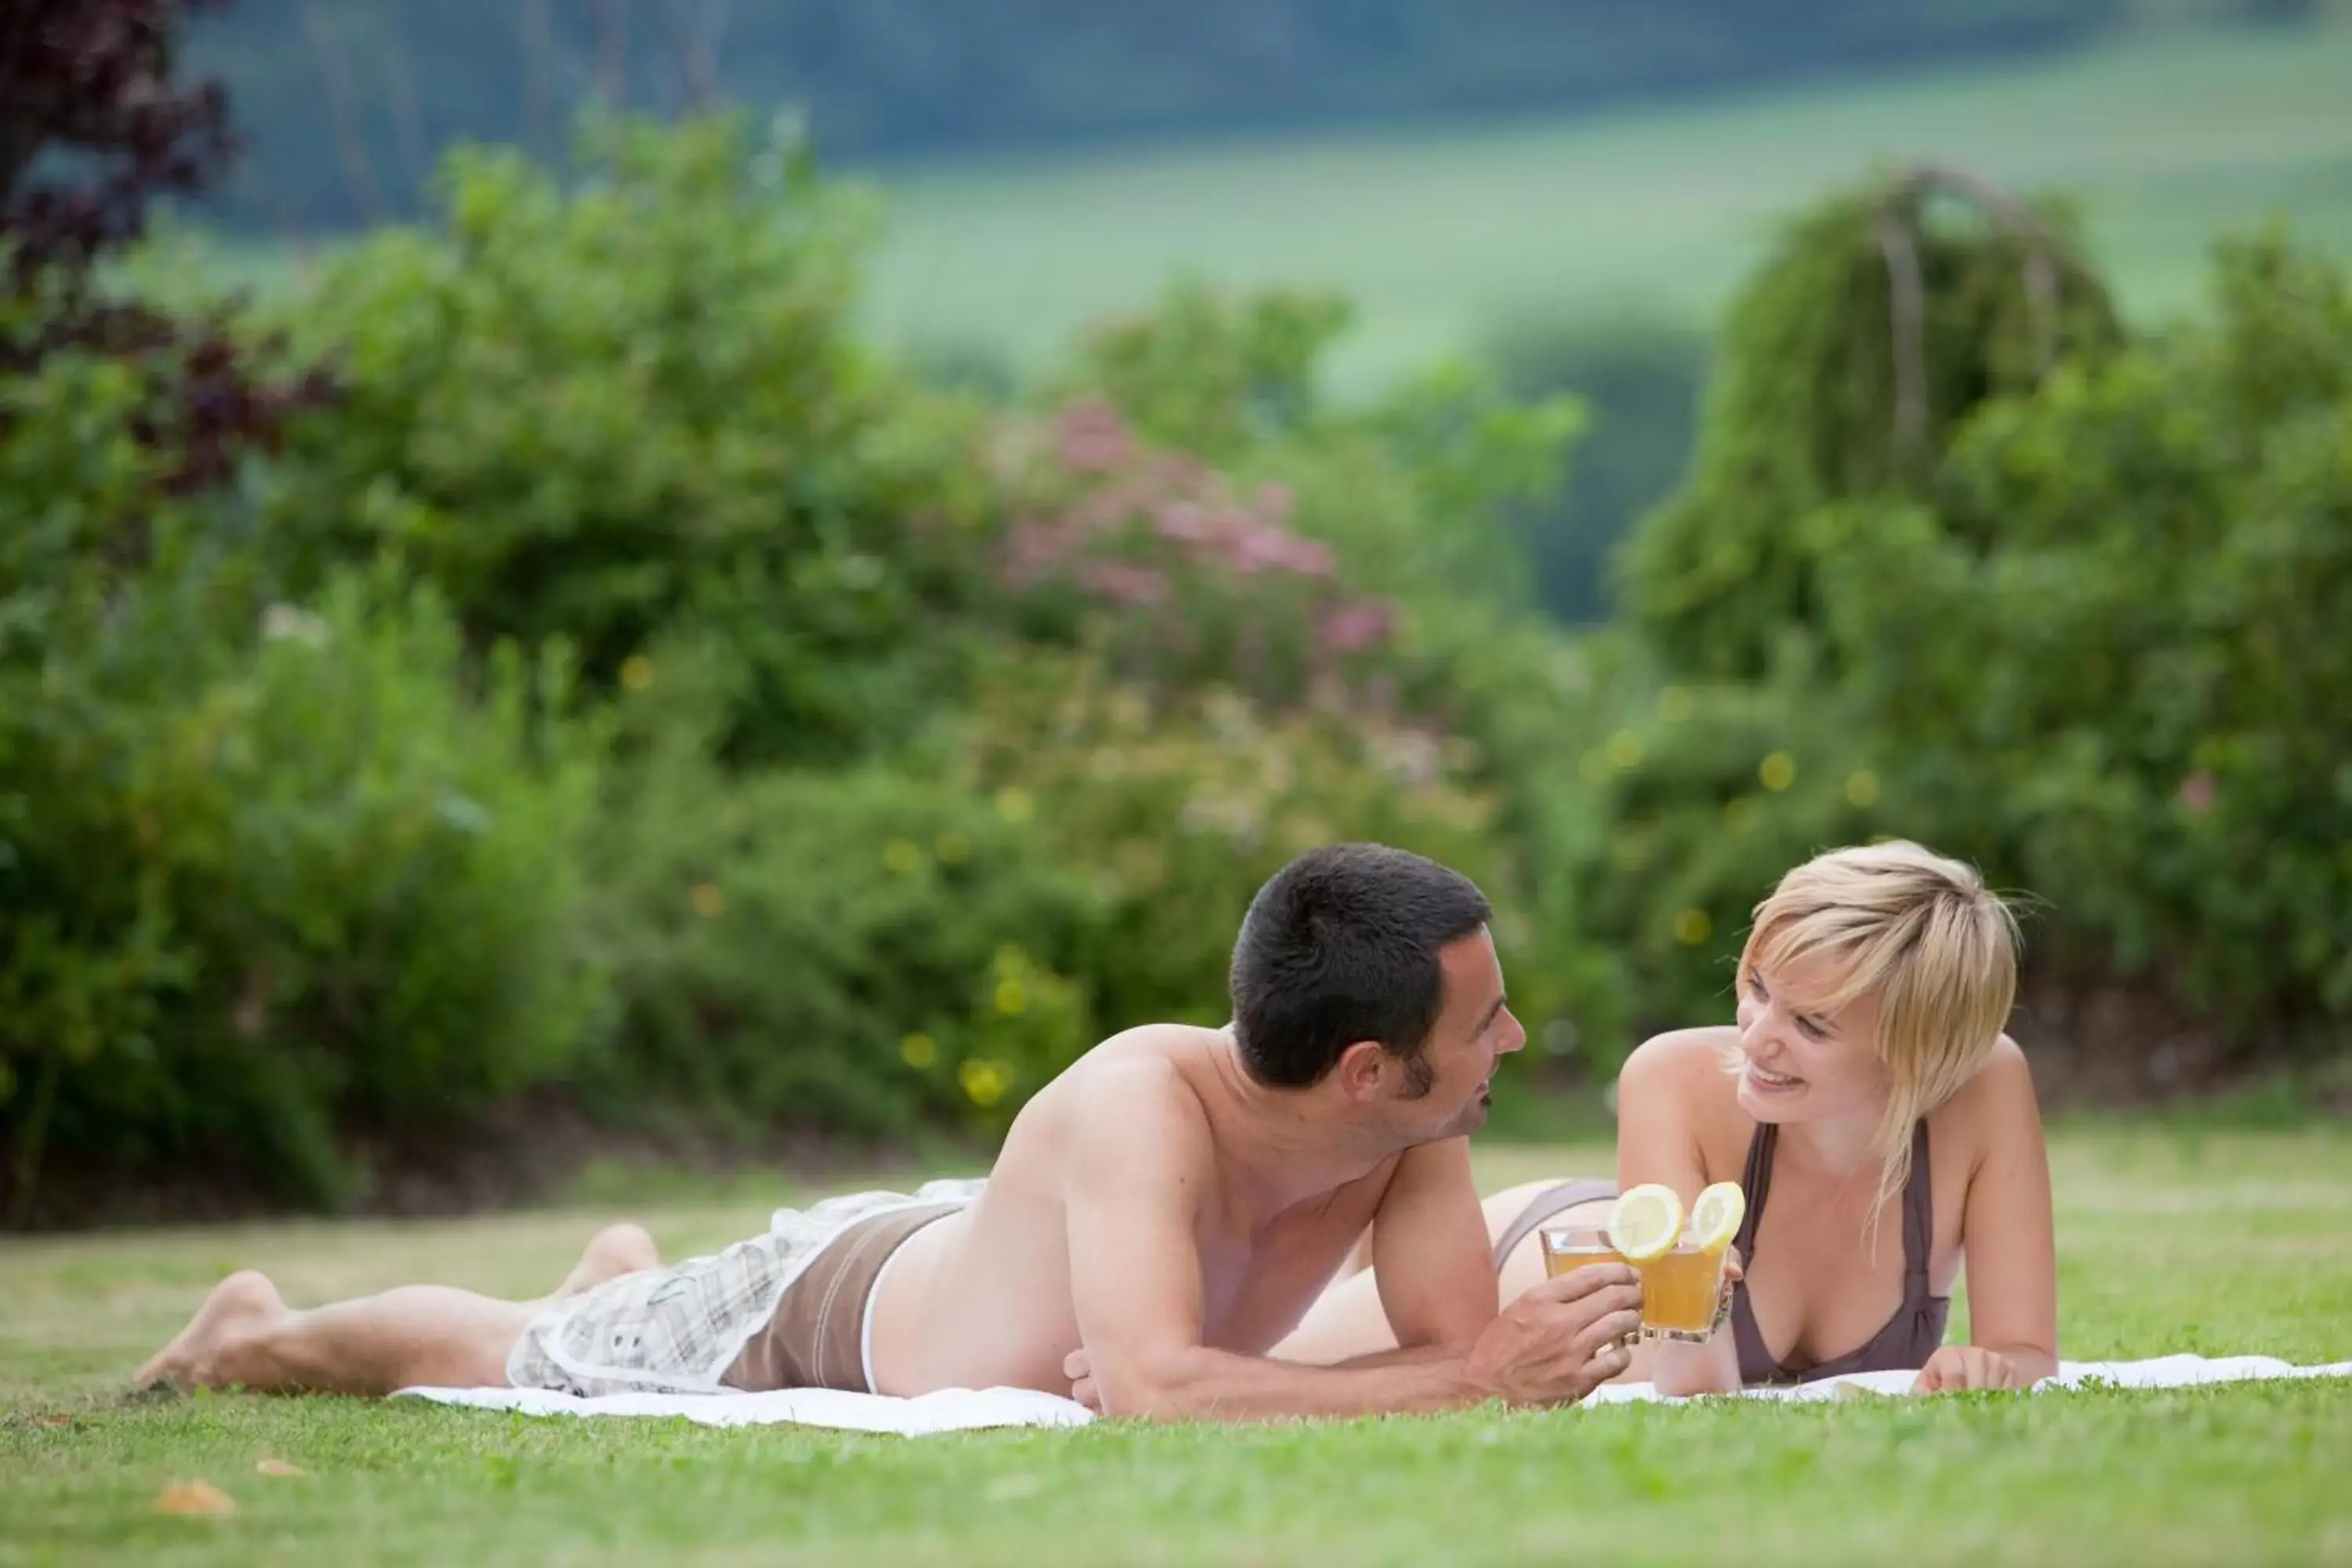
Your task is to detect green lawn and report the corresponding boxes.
[4,1126,2350,1564]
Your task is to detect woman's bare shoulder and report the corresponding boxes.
[1616,1027,1752,1187]
[1619,1025,1741,1083]
[1929,1036,2044,1156]
[1617,1027,1745,1127]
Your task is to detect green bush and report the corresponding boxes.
[1053,281,1582,614]
[1532,631,1896,1036]
[1601,185,2352,1065]
[1008,298,1617,1067]
[1812,233,2352,1046]
[946,644,1599,1064]
[1622,172,2122,681]
[583,647,1104,1142]
[0,528,608,1214]
[258,112,1001,767]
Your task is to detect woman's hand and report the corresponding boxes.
[1911,1344,2027,1394]
[1711,1245,1744,1334]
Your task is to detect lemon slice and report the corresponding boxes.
[1688,1181,1746,1255]
[1608,1182,1686,1262]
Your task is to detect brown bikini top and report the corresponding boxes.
[1730,1120,1949,1385]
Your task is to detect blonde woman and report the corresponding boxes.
[1277,840,2059,1395]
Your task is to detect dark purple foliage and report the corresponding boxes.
[1,0,334,499]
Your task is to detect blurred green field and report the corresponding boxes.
[862,24,2352,389]
[178,25,2352,395]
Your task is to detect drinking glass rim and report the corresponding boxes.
[1537,1225,1719,1258]
[1537,1224,1613,1248]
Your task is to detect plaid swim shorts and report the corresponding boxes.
[504,1179,984,1399]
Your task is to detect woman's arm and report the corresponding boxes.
[1920,1038,2058,1392]
[1615,1033,1744,1396]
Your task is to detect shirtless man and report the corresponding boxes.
[136,843,1643,1421]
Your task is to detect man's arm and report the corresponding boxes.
[1369,1137,1501,1352]
[1065,1062,1642,1422]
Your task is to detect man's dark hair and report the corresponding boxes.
[1229,843,1494,1094]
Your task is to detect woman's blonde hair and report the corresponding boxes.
[1737,840,2021,1219]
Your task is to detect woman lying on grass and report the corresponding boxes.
[1278,840,2059,1395]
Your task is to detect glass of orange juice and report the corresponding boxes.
[1636,1241,1729,1342]
[1538,1224,1621,1279]
[1541,1225,1728,1343]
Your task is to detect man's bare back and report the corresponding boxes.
[869,1024,1406,1398]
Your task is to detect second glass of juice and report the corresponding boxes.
[1637,1241,1727,1341]
[1539,1224,1727,1342]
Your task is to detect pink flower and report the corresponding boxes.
[2178,771,2217,811]
[1054,400,1134,473]
[1276,535,1335,578]
[1077,561,1172,605]
[1318,599,1396,654]
[1151,500,1210,542]
[1254,482,1297,527]
[1002,521,1077,586]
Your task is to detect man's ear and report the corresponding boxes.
[1331,1039,1392,1102]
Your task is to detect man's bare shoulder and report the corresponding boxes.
[1048,1024,1225,1160]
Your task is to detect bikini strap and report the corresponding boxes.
[1490,1178,1619,1272]
[1902,1120,1934,1290]
[1733,1121,1776,1259]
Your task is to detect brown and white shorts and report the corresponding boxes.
[504,1180,981,1399]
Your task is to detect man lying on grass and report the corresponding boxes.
[138,844,1642,1421]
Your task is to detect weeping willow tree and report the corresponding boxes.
[1620,165,2123,681]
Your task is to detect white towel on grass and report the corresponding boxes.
[1588,1352,2352,1406]
[397,1353,2351,1432]
[396,1382,1094,1433]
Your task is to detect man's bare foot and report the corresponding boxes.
[135,1271,287,1391]
[554,1223,659,1300]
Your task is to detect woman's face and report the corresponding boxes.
[1733,953,1891,1124]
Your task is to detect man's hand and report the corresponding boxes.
[1462,1263,1646,1407]
[1911,1344,2027,1394]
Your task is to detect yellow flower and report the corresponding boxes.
[994,787,1035,824]
[935,830,971,865]
[883,838,923,875]
[959,1058,1010,1108]
[1759,751,1797,792]
[899,1033,938,1069]
[690,882,726,919]
[1606,730,1646,771]
[1658,686,1693,724]
[994,978,1029,1016]
[619,655,654,692]
[1846,769,1881,808]
[1673,907,1713,946]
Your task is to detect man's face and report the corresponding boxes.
[1397,927,1526,1139]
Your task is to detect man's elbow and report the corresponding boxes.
[1087,1351,1199,1421]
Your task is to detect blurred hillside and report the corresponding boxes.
[184,0,2202,232]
